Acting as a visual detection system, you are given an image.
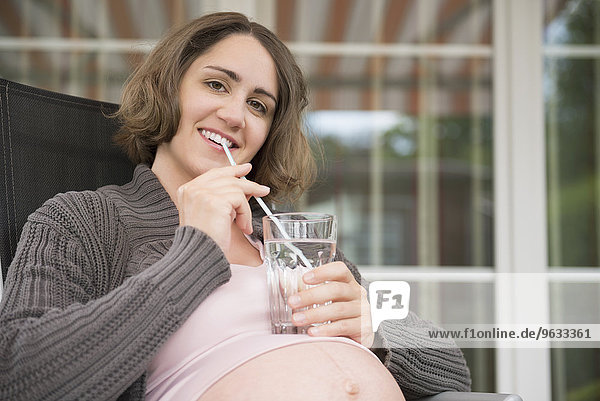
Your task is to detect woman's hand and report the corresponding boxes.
[176,163,270,254]
[288,261,375,348]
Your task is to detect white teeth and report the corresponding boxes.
[201,129,233,148]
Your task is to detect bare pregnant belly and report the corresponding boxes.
[198,342,405,401]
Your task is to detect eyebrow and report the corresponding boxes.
[204,65,278,106]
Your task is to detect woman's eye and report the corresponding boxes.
[207,81,225,91]
[248,99,266,114]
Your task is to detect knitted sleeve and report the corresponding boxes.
[0,192,231,401]
[372,314,472,399]
[334,249,472,399]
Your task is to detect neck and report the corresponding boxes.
[151,150,188,210]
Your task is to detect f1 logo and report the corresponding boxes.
[375,290,404,309]
[368,281,410,331]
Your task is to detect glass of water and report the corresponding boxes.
[263,213,337,334]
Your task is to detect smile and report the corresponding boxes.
[200,129,236,148]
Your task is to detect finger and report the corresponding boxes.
[207,181,267,234]
[207,177,270,198]
[292,300,360,326]
[303,261,355,285]
[224,190,254,234]
[306,317,363,339]
[308,317,374,347]
[288,281,360,308]
[182,176,270,204]
[199,163,253,179]
[234,179,270,198]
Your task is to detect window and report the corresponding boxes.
[545,0,600,399]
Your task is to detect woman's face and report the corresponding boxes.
[155,34,278,183]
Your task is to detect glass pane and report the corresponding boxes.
[278,0,492,45]
[551,348,600,401]
[0,50,141,103]
[544,2,600,398]
[302,56,493,266]
[545,57,600,267]
[549,283,600,400]
[550,283,600,324]
[545,0,600,267]
[545,0,600,45]
[2,0,190,39]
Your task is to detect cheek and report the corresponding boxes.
[242,127,270,165]
[249,120,271,149]
[179,96,212,122]
[258,126,270,148]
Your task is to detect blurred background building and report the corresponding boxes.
[0,0,598,400]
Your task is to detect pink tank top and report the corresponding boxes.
[145,237,377,400]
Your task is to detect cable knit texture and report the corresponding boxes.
[0,164,470,400]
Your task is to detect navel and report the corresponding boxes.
[343,378,360,396]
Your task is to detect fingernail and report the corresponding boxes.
[304,272,314,282]
[293,313,306,324]
[309,327,319,336]
[260,185,270,192]
[288,295,300,307]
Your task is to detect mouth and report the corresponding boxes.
[199,129,238,149]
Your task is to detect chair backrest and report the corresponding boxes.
[0,78,135,285]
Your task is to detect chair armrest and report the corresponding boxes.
[416,392,523,401]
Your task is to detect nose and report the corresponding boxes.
[216,97,246,129]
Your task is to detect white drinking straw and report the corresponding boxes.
[222,145,277,219]
[222,143,313,269]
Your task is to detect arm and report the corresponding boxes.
[336,249,472,400]
[372,315,472,399]
[0,192,231,401]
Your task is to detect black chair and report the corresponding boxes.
[0,78,522,401]
[0,78,135,286]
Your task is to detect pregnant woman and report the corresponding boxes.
[0,12,470,401]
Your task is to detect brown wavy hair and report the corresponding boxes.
[114,12,316,203]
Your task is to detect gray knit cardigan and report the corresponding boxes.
[0,165,470,400]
